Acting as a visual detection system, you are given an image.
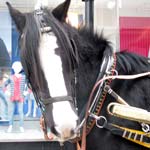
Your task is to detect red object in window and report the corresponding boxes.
[120,17,150,57]
[11,75,23,102]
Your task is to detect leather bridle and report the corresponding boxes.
[34,8,117,150]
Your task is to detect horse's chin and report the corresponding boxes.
[56,134,78,142]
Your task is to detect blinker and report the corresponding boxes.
[35,9,52,33]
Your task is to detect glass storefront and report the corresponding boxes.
[0,0,84,142]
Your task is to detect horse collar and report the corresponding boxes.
[86,53,117,134]
[76,53,117,139]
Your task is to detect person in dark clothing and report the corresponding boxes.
[0,38,10,68]
[0,38,10,120]
[0,70,8,120]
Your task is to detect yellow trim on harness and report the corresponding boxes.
[112,124,150,148]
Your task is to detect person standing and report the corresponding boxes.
[6,61,26,133]
[25,89,37,118]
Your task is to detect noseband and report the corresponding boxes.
[41,96,74,105]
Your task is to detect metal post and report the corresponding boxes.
[82,0,94,32]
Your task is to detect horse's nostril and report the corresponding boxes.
[62,128,74,139]
[70,129,75,135]
[55,126,76,140]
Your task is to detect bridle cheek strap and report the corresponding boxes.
[41,96,73,105]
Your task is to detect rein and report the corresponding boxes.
[79,53,117,150]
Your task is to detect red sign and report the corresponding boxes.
[120,17,150,57]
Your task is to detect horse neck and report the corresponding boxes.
[75,36,105,114]
[64,27,111,113]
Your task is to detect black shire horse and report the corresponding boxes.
[7,0,150,149]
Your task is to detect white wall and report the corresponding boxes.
[94,6,119,51]
[94,0,150,52]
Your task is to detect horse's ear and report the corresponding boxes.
[6,2,26,33]
[52,0,71,22]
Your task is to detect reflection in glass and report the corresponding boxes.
[0,38,10,121]
[0,0,84,142]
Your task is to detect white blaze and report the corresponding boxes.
[39,33,67,97]
[39,33,78,139]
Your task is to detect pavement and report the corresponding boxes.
[0,116,45,142]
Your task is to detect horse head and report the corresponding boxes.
[6,0,80,141]
[6,0,113,144]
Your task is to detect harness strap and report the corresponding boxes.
[105,123,150,148]
[107,102,150,125]
[41,96,73,105]
[80,53,117,150]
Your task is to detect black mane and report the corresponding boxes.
[20,11,50,100]
[116,51,150,74]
